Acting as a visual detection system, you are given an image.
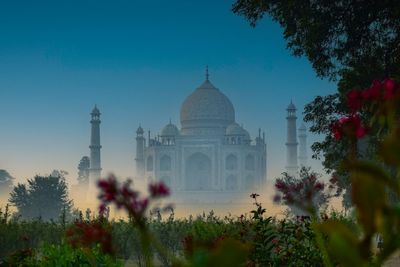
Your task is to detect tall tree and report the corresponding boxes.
[9,172,72,220]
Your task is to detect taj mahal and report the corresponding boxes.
[134,68,267,194]
[77,68,307,203]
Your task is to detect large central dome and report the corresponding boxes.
[180,78,235,135]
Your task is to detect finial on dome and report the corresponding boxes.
[205,65,209,81]
[169,118,172,124]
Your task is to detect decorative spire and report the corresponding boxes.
[205,65,209,81]
[91,104,100,115]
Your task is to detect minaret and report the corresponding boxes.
[135,125,145,178]
[88,105,102,197]
[286,101,298,176]
[298,123,308,167]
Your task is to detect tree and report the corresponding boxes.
[9,172,72,220]
[0,169,14,194]
[274,167,330,216]
[232,0,400,82]
[233,0,400,207]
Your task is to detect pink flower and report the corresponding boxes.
[275,180,286,190]
[98,176,118,202]
[148,181,170,198]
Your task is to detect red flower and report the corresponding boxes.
[330,114,366,140]
[98,176,118,202]
[346,89,362,112]
[314,182,324,191]
[271,238,279,245]
[148,181,170,198]
[361,80,382,101]
[383,78,397,100]
[66,221,114,254]
[275,180,286,190]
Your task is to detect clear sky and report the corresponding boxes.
[0,0,336,187]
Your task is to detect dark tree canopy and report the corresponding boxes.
[9,173,72,221]
[232,0,400,81]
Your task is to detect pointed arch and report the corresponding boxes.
[185,152,212,190]
[245,154,255,170]
[225,154,238,170]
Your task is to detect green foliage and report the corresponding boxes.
[9,173,73,221]
[0,218,64,259]
[274,167,330,215]
[1,243,122,267]
[0,206,328,266]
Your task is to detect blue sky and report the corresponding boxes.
[0,0,336,185]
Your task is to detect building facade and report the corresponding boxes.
[136,72,267,193]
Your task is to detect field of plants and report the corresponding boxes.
[0,196,347,267]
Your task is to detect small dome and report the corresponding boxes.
[161,122,180,136]
[242,128,251,141]
[299,123,307,131]
[226,123,250,140]
[226,123,244,136]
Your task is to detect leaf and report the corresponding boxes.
[206,238,250,267]
[317,220,367,267]
[380,130,400,167]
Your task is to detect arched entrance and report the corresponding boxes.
[185,152,212,190]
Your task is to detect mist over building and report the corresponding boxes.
[135,69,267,203]
[72,70,310,208]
